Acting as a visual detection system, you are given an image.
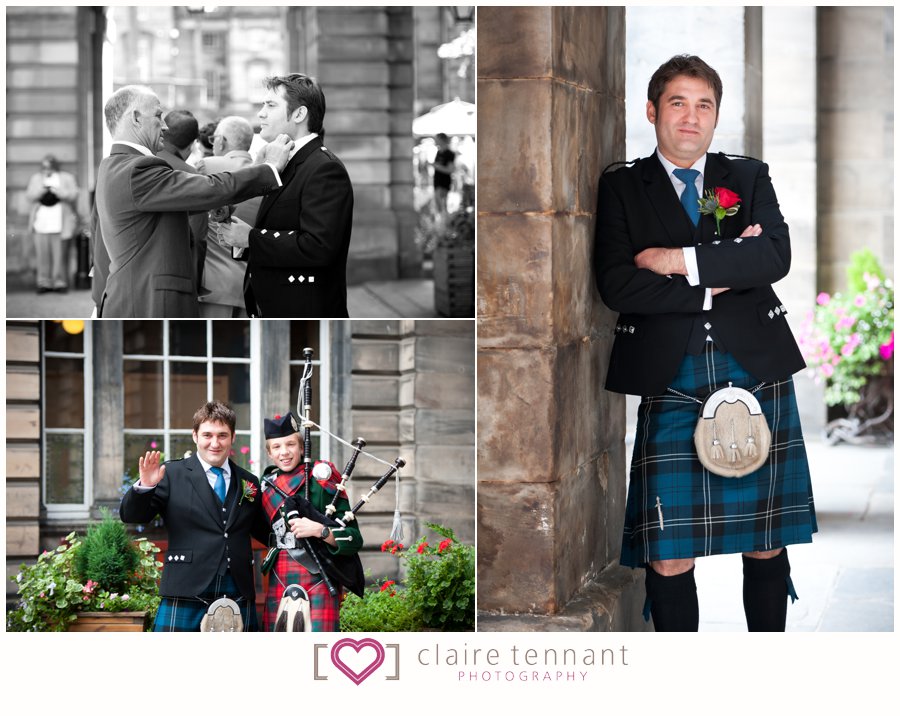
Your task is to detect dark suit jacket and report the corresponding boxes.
[156,148,209,291]
[594,151,805,396]
[120,455,271,601]
[94,144,279,317]
[244,136,354,317]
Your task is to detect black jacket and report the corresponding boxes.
[594,151,805,396]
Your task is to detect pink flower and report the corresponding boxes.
[816,292,831,306]
[864,273,882,291]
[853,295,866,307]
[150,441,158,449]
[821,364,835,378]
[240,446,250,454]
[880,332,894,360]
[835,315,856,331]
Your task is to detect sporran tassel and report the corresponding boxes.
[728,419,739,463]
[744,416,758,458]
[710,423,725,461]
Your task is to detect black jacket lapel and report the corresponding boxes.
[186,455,224,526]
[701,152,733,243]
[641,154,696,248]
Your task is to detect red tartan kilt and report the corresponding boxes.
[263,550,344,632]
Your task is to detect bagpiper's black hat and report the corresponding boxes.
[264,412,299,439]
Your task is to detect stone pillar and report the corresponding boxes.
[477,7,643,630]
[763,7,822,430]
[817,7,894,290]
[6,322,42,609]
[92,321,124,510]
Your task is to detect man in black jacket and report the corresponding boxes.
[120,401,271,631]
[594,55,816,632]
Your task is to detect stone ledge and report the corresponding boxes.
[478,564,651,632]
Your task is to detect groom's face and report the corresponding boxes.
[647,75,718,168]
[258,86,299,143]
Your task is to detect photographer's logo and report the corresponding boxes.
[314,638,400,683]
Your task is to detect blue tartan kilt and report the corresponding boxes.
[152,572,259,632]
[620,346,818,568]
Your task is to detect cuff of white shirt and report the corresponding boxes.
[703,288,713,311]
[133,479,155,493]
[264,163,283,187]
[683,247,700,286]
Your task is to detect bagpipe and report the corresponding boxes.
[261,347,405,624]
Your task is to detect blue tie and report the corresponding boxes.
[673,168,700,226]
[211,466,226,503]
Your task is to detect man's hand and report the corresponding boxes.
[138,450,166,488]
[740,224,762,238]
[216,216,252,249]
[634,247,687,276]
[257,134,294,173]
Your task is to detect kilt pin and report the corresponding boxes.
[260,463,363,631]
[595,151,818,574]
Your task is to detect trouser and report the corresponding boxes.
[34,232,67,289]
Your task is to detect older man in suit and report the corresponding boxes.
[594,55,816,632]
[120,401,271,631]
[93,85,292,317]
[217,73,354,318]
[195,116,260,318]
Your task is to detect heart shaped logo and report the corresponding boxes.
[330,638,386,685]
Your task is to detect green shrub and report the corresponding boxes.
[74,508,141,593]
[339,578,423,632]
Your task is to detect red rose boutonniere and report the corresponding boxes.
[240,479,258,505]
[698,187,741,235]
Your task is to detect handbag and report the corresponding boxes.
[669,382,771,478]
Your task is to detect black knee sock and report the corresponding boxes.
[742,548,791,632]
[644,566,699,632]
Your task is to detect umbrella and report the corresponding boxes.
[412,98,475,137]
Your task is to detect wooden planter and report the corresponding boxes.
[68,611,148,632]
[434,243,474,317]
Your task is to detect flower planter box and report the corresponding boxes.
[68,611,148,632]
[433,243,474,317]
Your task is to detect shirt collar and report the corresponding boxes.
[196,454,230,478]
[656,148,707,182]
[289,132,319,160]
[113,140,155,157]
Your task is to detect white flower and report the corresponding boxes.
[15,573,22,583]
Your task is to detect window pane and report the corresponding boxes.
[213,321,250,358]
[229,434,253,473]
[170,322,207,357]
[45,358,85,429]
[123,321,163,355]
[171,361,207,429]
[124,360,163,428]
[45,433,85,504]
[289,321,320,360]
[123,433,165,489]
[213,363,251,430]
[289,364,321,424]
[171,434,197,464]
[44,322,84,353]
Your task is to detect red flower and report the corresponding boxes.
[438,538,453,553]
[381,539,394,552]
[714,187,741,209]
[380,580,396,592]
[417,542,429,554]
[390,543,404,554]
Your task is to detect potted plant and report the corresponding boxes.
[339,523,475,632]
[433,207,475,317]
[798,249,894,444]
[7,508,162,632]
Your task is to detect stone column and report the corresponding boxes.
[817,7,894,289]
[477,7,643,630]
[92,321,124,510]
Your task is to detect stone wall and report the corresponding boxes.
[6,322,42,606]
[477,7,644,630]
[350,320,475,581]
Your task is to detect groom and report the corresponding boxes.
[217,73,354,318]
[594,54,816,631]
